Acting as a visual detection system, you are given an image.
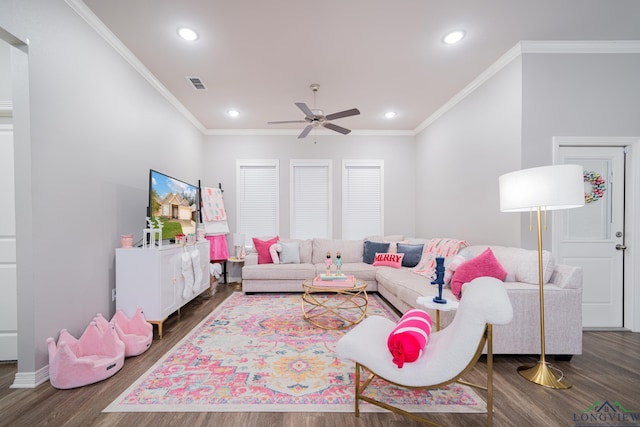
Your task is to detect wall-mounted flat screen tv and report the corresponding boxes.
[148,169,199,242]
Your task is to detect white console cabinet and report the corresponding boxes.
[116,240,210,338]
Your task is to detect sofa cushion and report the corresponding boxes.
[376,267,456,307]
[312,239,364,264]
[242,263,315,281]
[279,241,300,264]
[397,244,424,268]
[365,234,404,243]
[252,236,279,264]
[363,240,390,264]
[366,235,406,253]
[458,245,555,285]
[450,248,507,299]
[411,238,469,279]
[373,252,404,268]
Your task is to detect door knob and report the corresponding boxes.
[616,244,627,250]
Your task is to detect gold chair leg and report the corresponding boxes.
[355,362,361,417]
[487,323,493,427]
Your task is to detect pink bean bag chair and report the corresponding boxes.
[95,308,153,357]
[46,321,125,389]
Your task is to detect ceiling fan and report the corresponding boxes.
[267,84,360,139]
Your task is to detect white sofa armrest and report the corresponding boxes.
[244,253,258,266]
[549,264,582,290]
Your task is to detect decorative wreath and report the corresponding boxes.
[583,170,606,204]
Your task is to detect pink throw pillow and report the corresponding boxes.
[252,236,279,264]
[444,254,467,284]
[387,309,433,368]
[450,248,507,299]
[373,252,404,268]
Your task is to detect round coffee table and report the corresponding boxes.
[301,277,368,330]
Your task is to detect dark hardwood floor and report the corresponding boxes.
[1,283,639,427]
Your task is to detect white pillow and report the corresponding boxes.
[279,241,300,264]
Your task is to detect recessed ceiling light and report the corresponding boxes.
[177,27,199,41]
[443,30,465,45]
[384,111,397,119]
[228,110,240,118]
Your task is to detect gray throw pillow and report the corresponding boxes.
[397,243,424,267]
[363,240,390,264]
[279,241,300,264]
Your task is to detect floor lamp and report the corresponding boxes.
[499,164,584,389]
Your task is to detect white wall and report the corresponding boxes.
[520,52,640,249]
[0,0,204,374]
[0,40,10,101]
[0,40,10,126]
[414,58,523,246]
[203,133,416,239]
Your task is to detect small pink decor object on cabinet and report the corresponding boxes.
[95,308,153,357]
[46,321,125,389]
[120,234,133,248]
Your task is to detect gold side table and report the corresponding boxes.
[227,257,245,291]
[301,277,368,330]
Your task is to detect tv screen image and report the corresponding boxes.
[149,169,199,242]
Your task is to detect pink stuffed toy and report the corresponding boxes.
[387,309,433,368]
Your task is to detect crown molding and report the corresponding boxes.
[414,40,640,134]
[521,40,640,54]
[204,128,415,137]
[415,43,523,133]
[66,0,206,133]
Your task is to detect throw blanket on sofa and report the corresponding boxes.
[411,238,469,279]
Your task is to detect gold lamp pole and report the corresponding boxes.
[499,164,585,389]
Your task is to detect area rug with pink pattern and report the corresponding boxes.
[103,292,486,413]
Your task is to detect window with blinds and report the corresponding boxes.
[342,160,384,240]
[290,160,332,239]
[236,160,279,247]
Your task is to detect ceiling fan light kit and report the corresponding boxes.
[267,84,360,139]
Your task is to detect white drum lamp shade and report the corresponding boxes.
[499,164,585,212]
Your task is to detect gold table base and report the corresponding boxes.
[301,278,368,330]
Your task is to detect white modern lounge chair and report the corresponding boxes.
[336,276,514,426]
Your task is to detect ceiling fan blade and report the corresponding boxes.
[267,120,307,124]
[323,122,351,135]
[325,108,360,121]
[298,125,313,139]
[295,102,315,118]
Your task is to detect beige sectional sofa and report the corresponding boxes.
[242,237,583,357]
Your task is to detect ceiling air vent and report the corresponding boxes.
[186,76,208,91]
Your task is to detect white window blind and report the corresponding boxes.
[342,160,384,240]
[237,160,279,247]
[290,160,332,239]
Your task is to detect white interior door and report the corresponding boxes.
[0,125,18,360]
[556,146,625,328]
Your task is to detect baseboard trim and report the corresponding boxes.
[10,365,49,389]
